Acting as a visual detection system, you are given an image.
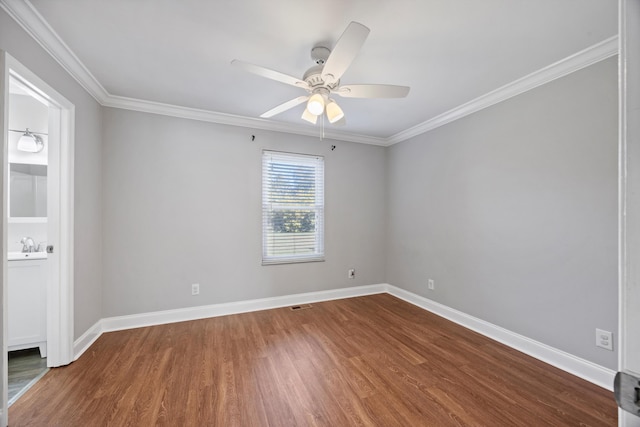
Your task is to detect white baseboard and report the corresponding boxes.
[385,285,616,391]
[73,320,103,361]
[72,282,614,391]
[73,284,387,360]
[101,284,386,333]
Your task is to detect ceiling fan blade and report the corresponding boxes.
[322,22,370,84]
[260,96,309,118]
[231,60,308,89]
[335,84,410,98]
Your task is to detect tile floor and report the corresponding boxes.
[8,348,48,405]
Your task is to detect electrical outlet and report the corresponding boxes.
[595,328,613,351]
[428,279,434,290]
[348,269,355,279]
[191,283,200,296]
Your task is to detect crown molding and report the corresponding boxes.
[0,0,109,102]
[387,35,619,145]
[2,0,618,147]
[0,0,386,145]
[102,94,388,145]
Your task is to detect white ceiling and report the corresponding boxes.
[14,0,618,142]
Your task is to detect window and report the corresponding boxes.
[262,150,324,264]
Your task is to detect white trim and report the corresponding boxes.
[618,1,640,425]
[0,0,619,146]
[72,320,102,361]
[387,36,620,145]
[385,285,616,391]
[101,284,386,333]
[6,54,75,368]
[618,0,628,380]
[101,95,388,146]
[0,0,109,103]
[73,284,387,360]
[73,282,614,391]
[1,48,10,427]
[58,104,74,365]
[618,1,629,419]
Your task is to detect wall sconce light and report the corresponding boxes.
[10,128,45,153]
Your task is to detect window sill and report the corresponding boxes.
[262,257,325,266]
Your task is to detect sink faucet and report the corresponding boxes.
[20,237,36,253]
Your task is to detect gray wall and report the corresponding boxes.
[0,9,103,340]
[0,6,620,373]
[101,108,386,316]
[387,57,619,369]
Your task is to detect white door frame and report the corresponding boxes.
[618,1,640,426]
[1,52,74,426]
[1,48,8,427]
[5,56,75,366]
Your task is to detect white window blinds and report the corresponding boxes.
[262,151,325,264]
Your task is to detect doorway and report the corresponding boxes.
[1,52,75,425]
[6,73,51,404]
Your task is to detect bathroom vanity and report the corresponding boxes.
[8,252,47,357]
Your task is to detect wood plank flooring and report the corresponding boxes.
[9,294,617,426]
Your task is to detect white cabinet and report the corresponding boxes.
[8,258,47,357]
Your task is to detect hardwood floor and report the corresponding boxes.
[9,294,616,426]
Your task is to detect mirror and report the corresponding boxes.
[9,163,47,218]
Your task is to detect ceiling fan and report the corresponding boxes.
[231,21,410,125]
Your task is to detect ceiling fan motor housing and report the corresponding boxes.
[303,65,339,90]
[311,46,330,64]
[304,47,340,90]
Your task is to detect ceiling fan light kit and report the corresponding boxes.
[307,93,325,116]
[326,100,344,123]
[232,21,410,127]
[301,107,318,124]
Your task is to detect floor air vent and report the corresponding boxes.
[289,304,313,311]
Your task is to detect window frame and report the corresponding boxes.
[262,150,325,265]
